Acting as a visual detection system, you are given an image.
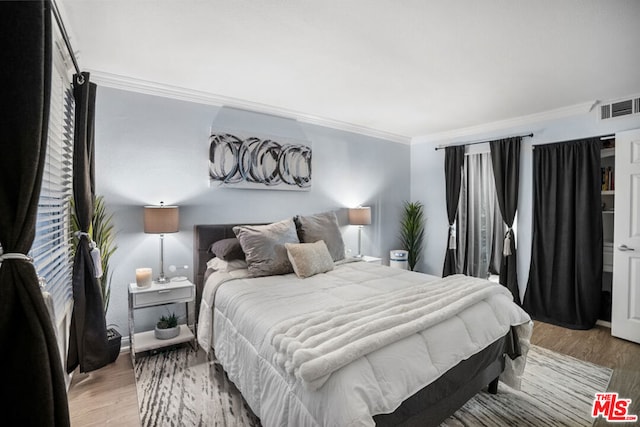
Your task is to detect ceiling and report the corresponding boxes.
[59,0,640,142]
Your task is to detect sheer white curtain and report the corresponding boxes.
[457,152,504,278]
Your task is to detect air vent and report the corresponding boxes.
[600,96,640,120]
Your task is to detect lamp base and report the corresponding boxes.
[155,275,170,284]
[356,226,364,259]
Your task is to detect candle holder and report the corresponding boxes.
[135,268,152,288]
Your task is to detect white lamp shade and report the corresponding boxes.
[144,205,179,233]
[348,206,371,226]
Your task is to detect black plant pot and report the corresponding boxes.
[106,327,122,364]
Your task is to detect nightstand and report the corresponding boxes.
[362,255,382,265]
[128,279,196,360]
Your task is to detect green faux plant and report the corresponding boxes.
[70,195,118,316]
[399,201,425,271]
[156,313,178,329]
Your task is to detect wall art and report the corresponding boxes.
[209,130,312,191]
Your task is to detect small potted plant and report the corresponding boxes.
[154,312,180,340]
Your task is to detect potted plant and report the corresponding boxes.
[399,201,425,271]
[71,195,121,363]
[154,313,180,340]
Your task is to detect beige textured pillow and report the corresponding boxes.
[285,240,334,278]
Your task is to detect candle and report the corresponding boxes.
[135,268,152,288]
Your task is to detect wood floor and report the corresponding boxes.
[531,322,640,427]
[67,353,139,426]
[67,322,640,426]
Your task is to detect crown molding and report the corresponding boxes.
[88,70,411,145]
[411,101,597,145]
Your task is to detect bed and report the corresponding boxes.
[193,220,532,426]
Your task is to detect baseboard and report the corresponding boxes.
[121,336,131,353]
[596,319,612,328]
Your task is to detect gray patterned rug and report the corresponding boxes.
[134,345,612,426]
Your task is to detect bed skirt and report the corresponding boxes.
[374,330,513,426]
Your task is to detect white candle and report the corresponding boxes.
[135,268,152,288]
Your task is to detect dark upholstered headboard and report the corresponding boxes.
[193,224,262,316]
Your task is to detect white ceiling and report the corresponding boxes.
[59,0,640,142]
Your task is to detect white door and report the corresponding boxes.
[612,128,640,343]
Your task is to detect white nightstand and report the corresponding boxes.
[362,256,382,265]
[128,279,196,360]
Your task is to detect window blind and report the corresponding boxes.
[30,43,75,326]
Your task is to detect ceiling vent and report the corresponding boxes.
[600,96,640,120]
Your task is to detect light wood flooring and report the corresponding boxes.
[67,353,139,426]
[531,322,640,427]
[67,322,640,426]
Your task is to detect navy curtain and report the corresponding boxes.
[67,72,109,373]
[0,1,70,424]
[523,139,602,329]
[442,146,465,276]
[490,136,522,305]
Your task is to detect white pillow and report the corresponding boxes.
[206,257,248,272]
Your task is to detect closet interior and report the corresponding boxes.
[600,137,615,323]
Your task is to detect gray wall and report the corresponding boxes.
[95,87,410,337]
[411,110,640,302]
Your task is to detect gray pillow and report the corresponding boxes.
[233,219,300,277]
[209,237,245,261]
[294,211,345,261]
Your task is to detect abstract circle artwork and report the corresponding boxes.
[209,132,312,190]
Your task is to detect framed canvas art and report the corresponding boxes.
[209,129,312,191]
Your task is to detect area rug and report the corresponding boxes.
[134,345,612,426]
[134,348,260,427]
[441,345,612,426]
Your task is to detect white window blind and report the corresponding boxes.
[30,43,75,326]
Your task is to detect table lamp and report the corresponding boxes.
[144,201,179,283]
[349,206,371,258]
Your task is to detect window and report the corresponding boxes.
[456,151,505,278]
[30,41,75,329]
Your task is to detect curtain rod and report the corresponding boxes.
[51,0,84,84]
[434,133,534,151]
[532,133,615,149]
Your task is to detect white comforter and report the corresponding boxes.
[198,261,532,427]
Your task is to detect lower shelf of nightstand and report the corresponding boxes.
[133,324,194,353]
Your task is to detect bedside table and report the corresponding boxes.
[362,255,382,265]
[128,279,196,360]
